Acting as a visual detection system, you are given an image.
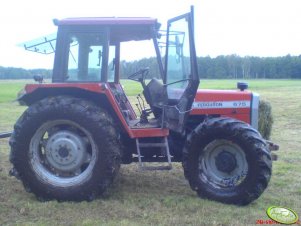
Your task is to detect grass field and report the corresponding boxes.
[0,79,301,225]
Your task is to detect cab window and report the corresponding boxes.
[67,33,105,82]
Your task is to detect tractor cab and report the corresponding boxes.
[52,9,199,134]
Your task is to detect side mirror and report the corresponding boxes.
[97,50,102,66]
[175,35,181,56]
[175,35,183,63]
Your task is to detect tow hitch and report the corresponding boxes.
[266,140,279,161]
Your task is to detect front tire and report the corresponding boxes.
[183,117,272,205]
[9,96,121,201]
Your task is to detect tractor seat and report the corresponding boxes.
[143,78,166,109]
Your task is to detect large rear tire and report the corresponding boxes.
[182,117,272,205]
[9,96,121,201]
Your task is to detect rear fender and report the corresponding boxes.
[18,84,131,135]
[19,86,103,106]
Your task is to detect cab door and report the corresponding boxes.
[163,7,200,133]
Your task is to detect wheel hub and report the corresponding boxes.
[45,130,87,173]
[215,150,237,173]
[201,139,248,188]
[58,147,69,158]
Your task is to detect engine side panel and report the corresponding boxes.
[191,89,253,125]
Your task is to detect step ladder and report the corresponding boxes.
[136,137,172,171]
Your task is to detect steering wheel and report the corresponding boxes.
[128,67,149,85]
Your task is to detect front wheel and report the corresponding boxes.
[182,117,272,205]
[9,96,121,201]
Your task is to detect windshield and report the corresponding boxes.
[19,33,57,54]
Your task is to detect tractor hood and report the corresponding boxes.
[191,89,259,129]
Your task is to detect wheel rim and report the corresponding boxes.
[29,120,97,187]
[199,139,248,188]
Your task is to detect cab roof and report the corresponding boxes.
[20,17,160,54]
[56,17,160,43]
[57,17,158,26]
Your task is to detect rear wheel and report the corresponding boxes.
[183,117,272,205]
[10,96,121,201]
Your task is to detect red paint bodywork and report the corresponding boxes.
[22,83,252,138]
[25,83,105,94]
[192,89,252,124]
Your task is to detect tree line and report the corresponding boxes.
[122,54,301,79]
[0,67,52,80]
[1,54,301,79]
[197,55,301,79]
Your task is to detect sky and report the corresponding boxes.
[0,0,301,68]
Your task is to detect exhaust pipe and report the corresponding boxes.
[0,132,12,139]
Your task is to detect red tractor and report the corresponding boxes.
[9,7,273,205]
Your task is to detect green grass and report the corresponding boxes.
[0,81,26,103]
[2,79,299,102]
[0,79,301,225]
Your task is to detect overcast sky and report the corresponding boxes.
[1,0,301,68]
